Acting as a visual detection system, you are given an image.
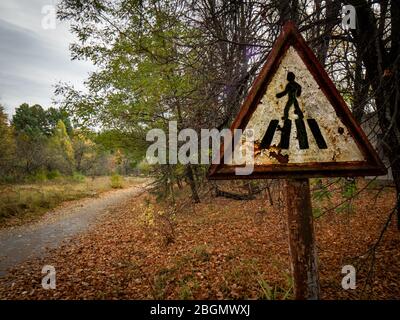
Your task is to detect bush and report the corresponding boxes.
[71,172,86,182]
[27,170,48,183]
[110,173,124,189]
[0,174,17,184]
[46,169,61,180]
[136,160,152,175]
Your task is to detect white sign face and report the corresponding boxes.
[231,46,364,165]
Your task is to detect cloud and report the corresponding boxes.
[0,0,94,116]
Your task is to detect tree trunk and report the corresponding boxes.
[376,81,400,229]
[186,164,200,203]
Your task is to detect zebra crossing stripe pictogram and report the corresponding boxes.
[260,120,279,149]
[260,118,327,150]
[307,119,328,149]
[295,118,309,149]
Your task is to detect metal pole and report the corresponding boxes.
[285,178,320,300]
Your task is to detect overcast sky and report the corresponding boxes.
[0,0,94,116]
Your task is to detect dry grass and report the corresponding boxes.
[0,176,142,228]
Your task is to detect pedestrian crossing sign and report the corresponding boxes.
[208,21,386,179]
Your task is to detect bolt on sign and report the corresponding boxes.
[208,22,386,179]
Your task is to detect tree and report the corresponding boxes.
[12,103,49,137]
[0,105,15,176]
[346,0,400,227]
[72,131,97,173]
[14,133,48,175]
[46,107,73,136]
[12,104,75,176]
[48,120,75,174]
[12,104,49,175]
[12,103,73,137]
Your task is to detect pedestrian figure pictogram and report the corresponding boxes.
[260,72,328,150]
[277,72,303,120]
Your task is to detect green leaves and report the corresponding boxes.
[313,185,332,202]
[51,120,75,166]
[12,104,72,138]
[0,105,15,172]
[12,103,49,137]
[342,179,357,199]
[55,1,201,176]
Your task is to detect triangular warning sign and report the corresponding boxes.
[208,21,386,179]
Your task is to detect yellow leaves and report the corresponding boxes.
[140,203,157,227]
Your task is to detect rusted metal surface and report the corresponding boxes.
[209,161,384,180]
[285,178,320,300]
[208,21,386,180]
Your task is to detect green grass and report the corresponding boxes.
[0,176,145,228]
[257,277,293,300]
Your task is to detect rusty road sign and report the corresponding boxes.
[207,21,387,300]
[208,21,386,180]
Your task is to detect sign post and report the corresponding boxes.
[208,21,386,299]
[285,178,319,299]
